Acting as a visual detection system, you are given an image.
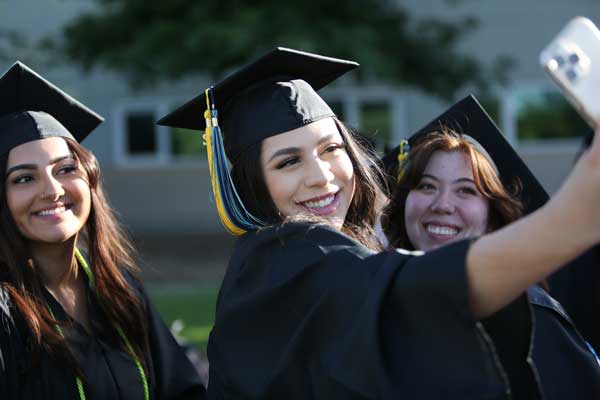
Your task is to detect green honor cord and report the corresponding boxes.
[47,249,149,400]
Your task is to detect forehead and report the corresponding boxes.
[261,118,340,154]
[7,137,71,167]
[424,150,473,178]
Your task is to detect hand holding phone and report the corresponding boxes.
[540,17,600,128]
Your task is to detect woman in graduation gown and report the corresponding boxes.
[0,62,206,399]
[381,95,600,399]
[158,47,600,399]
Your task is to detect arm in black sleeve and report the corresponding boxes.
[208,223,530,399]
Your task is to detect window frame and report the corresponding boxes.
[112,88,406,168]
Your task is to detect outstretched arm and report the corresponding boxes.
[467,125,600,318]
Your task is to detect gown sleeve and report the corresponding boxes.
[133,279,207,399]
[207,222,527,399]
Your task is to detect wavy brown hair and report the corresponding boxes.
[0,137,149,377]
[383,129,524,250]
[230,118,387,250]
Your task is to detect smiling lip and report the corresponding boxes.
[297,191,340,216]
[424,222,460,239]
[32,204,73,219]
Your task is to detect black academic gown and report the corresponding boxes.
[207,222,532,399]
[0,272,206,400]
[527,285,600,399]
[548,246,600,351]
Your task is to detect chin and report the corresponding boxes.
[29,229,79,244]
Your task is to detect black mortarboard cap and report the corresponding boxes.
[157,47,358,160]
[383,95,549,214]
[0,61,104,155]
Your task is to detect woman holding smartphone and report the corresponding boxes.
[159,47,600,399]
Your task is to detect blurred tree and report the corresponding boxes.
[47,0,512,98]
[0,28,26,63]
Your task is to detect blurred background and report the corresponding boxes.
[2,0,599,352]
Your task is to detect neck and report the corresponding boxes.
[30,236,79,291]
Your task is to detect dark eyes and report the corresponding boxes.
[457,187,478,195]
[276,157,300,169]
[416,182,435,191]
[324,143,346,154]
[9,164,78,185]
[415,182,478,196]
[57,165,77,175]
[12,175,33,184]
[274,143,346,170]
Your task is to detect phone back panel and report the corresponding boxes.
[540,17,600,126]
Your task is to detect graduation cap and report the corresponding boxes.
[382,95,549,215]
[157,47,359,234]
[0,61,104,155]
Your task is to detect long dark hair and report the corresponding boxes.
[0,137,149,377]
[383,129,524,250]
[230,118,386,250]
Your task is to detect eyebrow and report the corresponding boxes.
[6,155,76,177]
[267,133,338,163]
[421,174,476,184]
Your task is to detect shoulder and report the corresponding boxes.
[232,221,373,263]
[239,221,361,249]
[527,285,572,322]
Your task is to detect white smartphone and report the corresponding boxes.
[540,16,600,127]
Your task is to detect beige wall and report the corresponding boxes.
[102,164,222,236]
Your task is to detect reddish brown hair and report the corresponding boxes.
[383,128,524,250]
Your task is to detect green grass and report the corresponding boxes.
[148,285,219,351]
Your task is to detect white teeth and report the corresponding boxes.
[303,195,335,209]
[426,224,458,236]
[37,206,67,216]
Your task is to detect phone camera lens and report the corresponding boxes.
[568,53,580,64]
[566,68,578,82]
[554,55,566,67]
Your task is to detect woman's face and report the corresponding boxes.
[261,118,355,230]
[404,150,489,251]
[5,137,91,245]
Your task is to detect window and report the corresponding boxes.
[113,100,206,166]
[502,84,588,143]
[114,88,406,166]
[126,112,156,155]
[323,86,405,154]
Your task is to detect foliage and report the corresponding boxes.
[50,0,512,98]
[0,28,26,63]
[518,92,588,140]
[149,285,218,350]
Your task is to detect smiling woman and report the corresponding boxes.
[260,118,355,230]
[383,95,600,399]
[403,150,490,251]
[158,48,600,399]
[6,138,91,245]
[0,62,205,399]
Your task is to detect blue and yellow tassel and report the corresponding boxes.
[204,88,265,235]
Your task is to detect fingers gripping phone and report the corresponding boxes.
[540,17,600,127]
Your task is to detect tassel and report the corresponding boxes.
[204,88,265,235]
[396,139,410,181]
